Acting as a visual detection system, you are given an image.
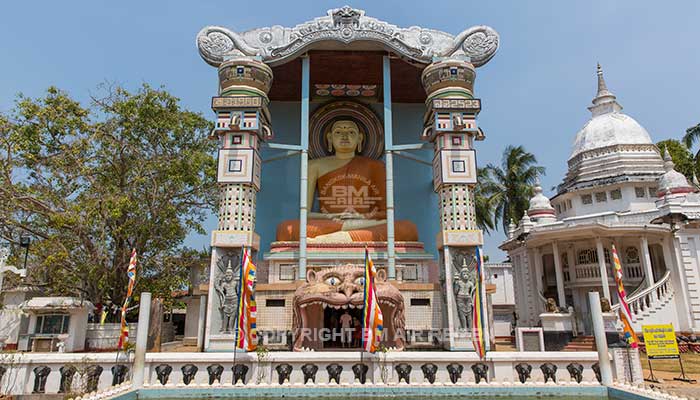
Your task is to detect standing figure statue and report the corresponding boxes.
[214,260,240,333]
[453,258,476,331]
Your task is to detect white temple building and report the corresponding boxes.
[501,65,700,341]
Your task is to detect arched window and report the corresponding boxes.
[577,248,597,265]
[625,247,640,264]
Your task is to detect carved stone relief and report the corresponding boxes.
[213,250,242,333]
[197,6,499,67]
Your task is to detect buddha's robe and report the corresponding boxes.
[276,156,419,242]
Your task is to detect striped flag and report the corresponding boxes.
[234,249,257,351]
[362,248,383,353]
[117,249,137,350]
[472,247,486,359]
[611,244,639,348]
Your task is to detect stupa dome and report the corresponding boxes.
[569,64,652,159]
[527,178,556,222]
[570,113,653,159]
[658,148,694,196]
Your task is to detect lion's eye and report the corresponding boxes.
[325,276,341,286]
[355,277,365,286]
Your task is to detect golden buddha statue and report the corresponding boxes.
[276,120,418,243]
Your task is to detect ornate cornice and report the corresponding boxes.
[196,6,499,67]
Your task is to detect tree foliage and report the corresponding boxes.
[480,145,545,234]
[657,139,696,180]
[474,167,496,234]
[682,123,700,158]
[0,85,217,305]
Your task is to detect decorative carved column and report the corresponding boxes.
[204,57,274,351]
[422,58,487,351]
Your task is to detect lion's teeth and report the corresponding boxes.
[349,304,355,309]
[342,304,348,309]
[322,302,328,309]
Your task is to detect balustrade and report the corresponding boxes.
[0,352,610,395]
[612,271,672,320]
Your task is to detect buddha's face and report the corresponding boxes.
[327,120,363,154]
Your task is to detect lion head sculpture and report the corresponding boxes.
[292,265,405,351]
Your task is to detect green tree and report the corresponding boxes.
[657,139,695,180]
[474,167,496,234]
[484,145,545,234]
[0,85,217,305]
[683,123,700,158]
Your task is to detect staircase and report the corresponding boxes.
[562,336,595,352]
[611,270,677,331]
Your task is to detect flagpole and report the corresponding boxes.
[233,247,245,368]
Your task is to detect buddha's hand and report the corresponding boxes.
[337,210,365,220]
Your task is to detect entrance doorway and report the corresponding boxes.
[323,307,362,349]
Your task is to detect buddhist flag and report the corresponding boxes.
[117,249,137,350]
[612,244,639,348]
[472,246,486,359]
[362,248,384,353]
[234,248,257,351]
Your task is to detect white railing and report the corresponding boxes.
[573,264,643,282]
[0,351,608,395]
[611,271,672,319]
[575,264,601,280]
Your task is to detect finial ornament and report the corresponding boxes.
[592,63,615,104]
[533,176,543,194]
[596,63,610,97]
[663,147,675,172]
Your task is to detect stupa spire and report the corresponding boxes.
[595,63,613,99]
[588,63,623,117]
[663,147,675,172]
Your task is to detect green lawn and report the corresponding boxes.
[640,352,700,374]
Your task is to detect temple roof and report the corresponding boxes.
[196,6,499,67]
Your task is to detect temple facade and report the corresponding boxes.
[194,7,501,352]
[501,65,700,345]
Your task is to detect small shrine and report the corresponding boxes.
[195,6,500,351]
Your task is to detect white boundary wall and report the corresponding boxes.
[0,351,629,395]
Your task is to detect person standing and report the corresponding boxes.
[339,310,353,348]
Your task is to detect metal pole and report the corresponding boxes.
[132,292,152,388]
[382,55,396,280]
[588,291,612,385]
[298,56,310,280]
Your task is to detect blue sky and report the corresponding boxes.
[2,1,699,260]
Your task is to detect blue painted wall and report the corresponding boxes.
[256,102,439,257]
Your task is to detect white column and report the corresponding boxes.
[567,246,576,283]
[640,236,654,288]
[197,294,206,351]
[382,55,396,279]
[132,292,151,388]
[552,241,567,308]
[298,56,310,280]
[663,236,693,330]
[589,291,613,386]
[595,238,611,300]
[533,247,544,295]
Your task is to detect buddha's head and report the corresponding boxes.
[326,120,364,154]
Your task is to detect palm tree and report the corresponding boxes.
[484,145,545,234]
[474,167,496,233]
[683,123,700,158]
